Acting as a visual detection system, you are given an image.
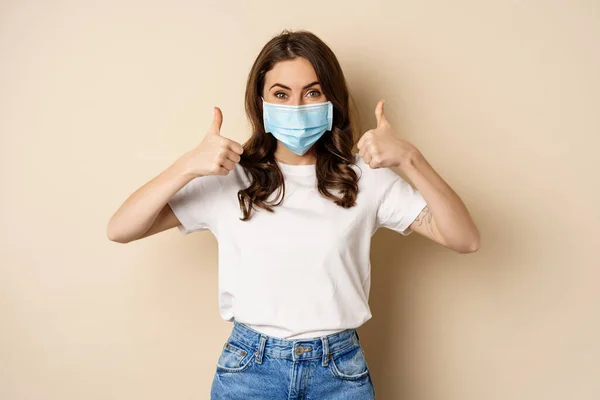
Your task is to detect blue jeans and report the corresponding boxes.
[210,321,376,399]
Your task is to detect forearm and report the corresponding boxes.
[401,151,480,251]
[107,154,196,243]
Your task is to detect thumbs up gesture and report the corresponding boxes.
[357,100,418,170]
[184,107,244,177]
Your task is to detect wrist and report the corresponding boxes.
[174,152,200,180]
[397,147,424,172]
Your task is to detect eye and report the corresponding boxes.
[306,90,321,98]
[274,92,287,99]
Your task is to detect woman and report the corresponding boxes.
[107,30,480,399]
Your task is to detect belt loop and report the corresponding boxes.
[255,334,267,364]
[321,336,330,367]
[355,329,360,342]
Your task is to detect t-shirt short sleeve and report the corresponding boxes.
[167,175,220,235]
[375,168,428,236]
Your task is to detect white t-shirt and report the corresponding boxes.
[168,154,427,339]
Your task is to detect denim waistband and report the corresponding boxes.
[229,321,361,366]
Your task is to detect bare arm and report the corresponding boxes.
[358,99,480,254]
[403,153,480,253]
[107,106,243,243]
[106,157,195,243]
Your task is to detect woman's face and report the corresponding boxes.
[263,57,328,106]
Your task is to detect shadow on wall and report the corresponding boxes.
[351,79,508,395]
[358,193,515,398]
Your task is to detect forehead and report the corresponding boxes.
[264,57,319,88]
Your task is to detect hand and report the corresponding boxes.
[183,107,244,177]
[357,99,418,170]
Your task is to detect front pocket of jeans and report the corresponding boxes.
[216,339,255,373]
[329,344,370,381]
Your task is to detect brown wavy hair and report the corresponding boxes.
[237,30,361,221]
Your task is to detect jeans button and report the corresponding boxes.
[296,346,304,355]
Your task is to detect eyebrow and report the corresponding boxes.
[269,81,320,91]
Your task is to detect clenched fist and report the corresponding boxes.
[357,100,418,170]
[183,107,244,177]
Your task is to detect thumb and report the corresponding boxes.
[375,99,388,128]
[209,107,223,135]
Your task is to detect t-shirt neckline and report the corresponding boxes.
[275,160,316,176]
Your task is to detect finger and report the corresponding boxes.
[221,158,236,171]
[358,145,366,159]
[228,140,244,155]
[375,99,387,128]
[226,149,242,164]
[210,107,223,134]
[363,151,372,164]
[357,131,368,150]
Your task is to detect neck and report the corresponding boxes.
[274,142,317,165]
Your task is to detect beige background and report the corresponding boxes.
[1,0,599,399]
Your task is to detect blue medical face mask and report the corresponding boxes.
[262,98,333,156]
